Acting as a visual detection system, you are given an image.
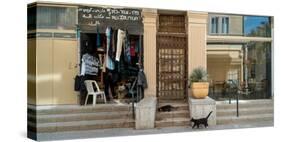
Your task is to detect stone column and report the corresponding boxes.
[187,11,208,75]
[186,12,216,126]
[142,9,157,97]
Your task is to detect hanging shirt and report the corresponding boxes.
[116,29,126,61]
[130,40,136,57]
[81,53,100,76]
[124,32,131,63]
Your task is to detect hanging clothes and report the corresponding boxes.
[107,28,115,60]
[137,69,148,89]
[105,27,115,70]
[115,29,126,61]
[130,39,136,57]
[135,39,139,53]
[124,31,131,64]
[80,53,100,76]
[96,25,101,48]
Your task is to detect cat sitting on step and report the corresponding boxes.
[158,105,178,112]
[191,111,213,129]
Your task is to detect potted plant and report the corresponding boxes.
[189,67,209,99]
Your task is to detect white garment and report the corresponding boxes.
[81,53,100,76]
[115,29,126,61]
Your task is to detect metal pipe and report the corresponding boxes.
[244,44,248,90]
[237,92,239,117]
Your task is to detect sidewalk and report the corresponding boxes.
[35,121,273,141]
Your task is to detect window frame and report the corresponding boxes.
[221,17,229,34]
[210,16,219,34]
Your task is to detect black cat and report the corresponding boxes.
[158,105,178,112]
[191,111,213,129]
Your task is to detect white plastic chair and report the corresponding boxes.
[84,80,106,106]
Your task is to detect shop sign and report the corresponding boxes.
[78,6,143,34]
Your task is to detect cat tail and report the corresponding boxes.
[206,111,213,119]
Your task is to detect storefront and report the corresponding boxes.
[28,2,273,106]
[27,2,209,106]
[28,3,147,105]
[27,2,274,141]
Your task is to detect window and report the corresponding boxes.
[209,16,230,34]
[28,7,36,30]
[244,16,271,37]
[211,17,219,33]
[221,17,229,34]
[36,6,76,30]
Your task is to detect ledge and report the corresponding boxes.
[189,96,216,105]
[135,96,157,129]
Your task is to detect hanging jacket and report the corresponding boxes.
[105,27,115,70]
[74,75,82,91]
[137,70,148,89]
[108,29,116,61]
[124,31,131,64]
[130,39,136,57]
[96,25,101,48]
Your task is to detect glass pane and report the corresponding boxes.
[27,7,36,30]
[244,16,271,37]
[222,17,229,34]
[37,6,76,30]
[247,42,272,99]
[207,42,272,100]
[211,17,218,33]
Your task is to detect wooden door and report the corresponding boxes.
[157,15,188,100]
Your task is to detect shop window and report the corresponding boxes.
[244,16,271,37]
[37,6,76,30]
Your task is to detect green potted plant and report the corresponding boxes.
[189,67,209,99]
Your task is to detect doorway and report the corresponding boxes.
[156,15,188,100]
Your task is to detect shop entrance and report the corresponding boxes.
[156,15,188,100]
[78,31,143,105]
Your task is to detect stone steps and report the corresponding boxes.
[29,104,131,115]
[28,119,135,133]
[217,107,273,116]
[216,99,274,125]
[28,104,135,133]
[155,99,190,128]
[217,113,273,125]
[28,111,133,123]
[156,110,189,120]
[216,100,273,109]
[155,117,190,128]
[158,103,189,111]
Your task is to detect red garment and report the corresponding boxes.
[130,40,136,56]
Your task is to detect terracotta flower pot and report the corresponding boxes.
[191,82,209,99]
